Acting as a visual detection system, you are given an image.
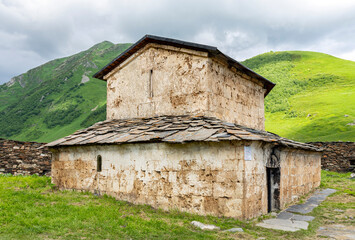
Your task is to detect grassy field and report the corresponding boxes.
[242,51,355,142]
[0,171,354,239]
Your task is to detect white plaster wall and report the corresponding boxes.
[106,44,210,120]
[279,149,321,208]
[51,141,321,219]
[238,142,321,219]
[206,59,265,130]
[51,141,246,218]
[105,44,266,130]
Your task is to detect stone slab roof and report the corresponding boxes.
[46,115,320,151]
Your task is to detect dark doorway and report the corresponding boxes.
[267,167,280,212]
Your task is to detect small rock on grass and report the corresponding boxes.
[224,227,244,232]
[191,221,220,231]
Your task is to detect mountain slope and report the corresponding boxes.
[0,41,131,142]
[1,47,353,143]
[242,51,355,142]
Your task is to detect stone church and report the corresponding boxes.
[47,35,321,219]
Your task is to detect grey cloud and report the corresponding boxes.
[1,0,355,84]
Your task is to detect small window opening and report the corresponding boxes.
[149,69,153,98]
[97,155,102,172]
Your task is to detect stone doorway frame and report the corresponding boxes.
[267,147,281,212]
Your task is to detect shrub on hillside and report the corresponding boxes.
[80,104,106,128]
[44,105,82,128]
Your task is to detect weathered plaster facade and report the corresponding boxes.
[236,143,321,218]
[49,35,321,219]
[106,44,265,130]
[279,150,321,208]
[51,141,320,219]
[207,58,265,130]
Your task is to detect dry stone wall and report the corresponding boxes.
[309,142,355,172]
[0,139,51,176]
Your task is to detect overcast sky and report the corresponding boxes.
[1,0,355,84]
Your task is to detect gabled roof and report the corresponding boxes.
[46,115,319,152]
[93,35,275,96]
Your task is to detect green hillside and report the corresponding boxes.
[0,41,131,142]
[242,51,355,142]
[1,46,354,143]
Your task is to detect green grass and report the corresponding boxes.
[309,171,355,234]
[242,51,355,142]
[0,171,354,239]
[320,171,355,195]
[0,175,246,240]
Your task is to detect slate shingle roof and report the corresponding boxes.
[46,115,320,151]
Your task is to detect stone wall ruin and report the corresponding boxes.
[0,138,51,176]
[309,142,355,172]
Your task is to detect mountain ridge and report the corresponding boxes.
[0,41,131,142]
[0,44,354,142]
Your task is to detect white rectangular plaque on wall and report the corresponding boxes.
[244,146,252,161]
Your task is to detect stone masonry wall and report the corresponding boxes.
[0,139,52,176]
[106,44,210,121]
[279,149,321,209]
[105,43,266,130]
[207,58,265,130]
[243,142,269,219]
[309,142,355,172]
[242,143,321,218]
[50,140,320,219]
[51,141,247,218]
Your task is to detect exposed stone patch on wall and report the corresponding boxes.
[0,139,51,176]
[309,142,355,172]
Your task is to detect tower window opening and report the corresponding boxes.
[149,69,153,98]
